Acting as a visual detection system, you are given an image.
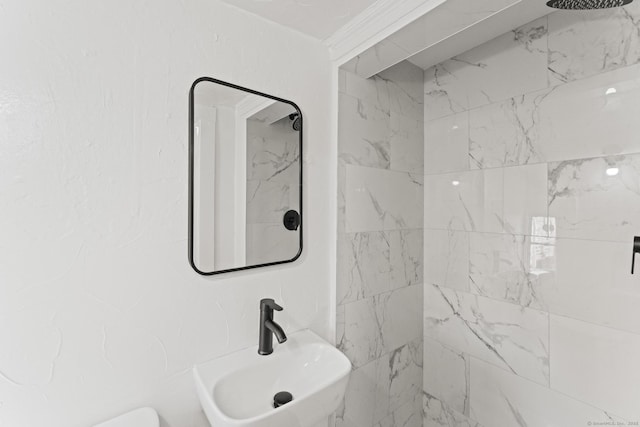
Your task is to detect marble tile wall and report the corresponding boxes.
[245,117,300,265]
[423,4,640,426]
[337,61,425,427]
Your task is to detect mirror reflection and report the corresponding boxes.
[189,78,302,275]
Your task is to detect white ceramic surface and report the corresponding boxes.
[193,329,351,427]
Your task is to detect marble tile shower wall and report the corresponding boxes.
[422,6,640,427]
[245,118,299,265]
[336,62,425,427]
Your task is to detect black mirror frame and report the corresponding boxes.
[188,77,303,276]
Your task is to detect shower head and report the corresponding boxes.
[289,113,301,132]
[546,0,633,9]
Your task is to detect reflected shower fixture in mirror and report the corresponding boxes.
[188,77,303,275]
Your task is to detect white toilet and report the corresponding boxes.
[93,407,159,427]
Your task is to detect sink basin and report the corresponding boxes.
[193,329,351,427]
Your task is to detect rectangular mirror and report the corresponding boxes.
[189,78,302,275]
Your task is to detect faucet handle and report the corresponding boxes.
[260,298,283,311]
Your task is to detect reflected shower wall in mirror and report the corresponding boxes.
[189,78,302,275]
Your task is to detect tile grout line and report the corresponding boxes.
[425,281,640,339]
[424,59,640,123]
[421,226,634,245]
[421,150,640,177]
[467,354,627,420]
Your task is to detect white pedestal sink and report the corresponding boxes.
[193,329,351,427]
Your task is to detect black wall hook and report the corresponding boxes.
[632,237,640,274]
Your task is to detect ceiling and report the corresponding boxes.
[220,0,552,76]
[218,0,380,40]
[341,0,552,77]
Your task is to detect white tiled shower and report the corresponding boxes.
[338,3,640,426]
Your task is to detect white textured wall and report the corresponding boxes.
[0,1,334,426]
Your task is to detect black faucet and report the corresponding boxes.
[258,298,287,355]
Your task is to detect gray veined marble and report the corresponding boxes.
[341,39,412,83]
[534,237,640,335]
[340,69,425,175]
[424,283,550,385]
[338,63,424,427]
[550,315,640,420]
[343,70,391,113]
[425,111,470,175]
[377,62,425,123]
[390,111,424,174]
[548,1,640,85]
[424,64,468,121]
[340,285,422,369]
[336,304,345,357]
[467,61,640,168]
[337,229,423,306]
[337,231,391,305]
[341,339,423,427]
[340,296,383,368]
[245,180,291,223]
[389,229,424,289]
[423,393,482,427]
[424,229,470,292]
[424,18,549,121]
[419,7,640,427]
[513,19,548,55]
[246,119,299,183]
[343,61,424,121]
[470,357,628,427]
[339,93,391,169]
[423,337,470,417]
[376,395,422,427]
[337,159,347,234]
[247,145,299,183]
[503,163,549,237]
[424,168,503,233]
[548,153,640,241]
[375,285,423,355]
[340,359,378,426]
[380,339,423,418]
[468,90,551,169]
[469,232,551,310]
[245,223,299,265]
[339,69,347,93]
[346,165,424,233]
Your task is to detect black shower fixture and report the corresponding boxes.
[289,113,301,131]
[546,0,633,9]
